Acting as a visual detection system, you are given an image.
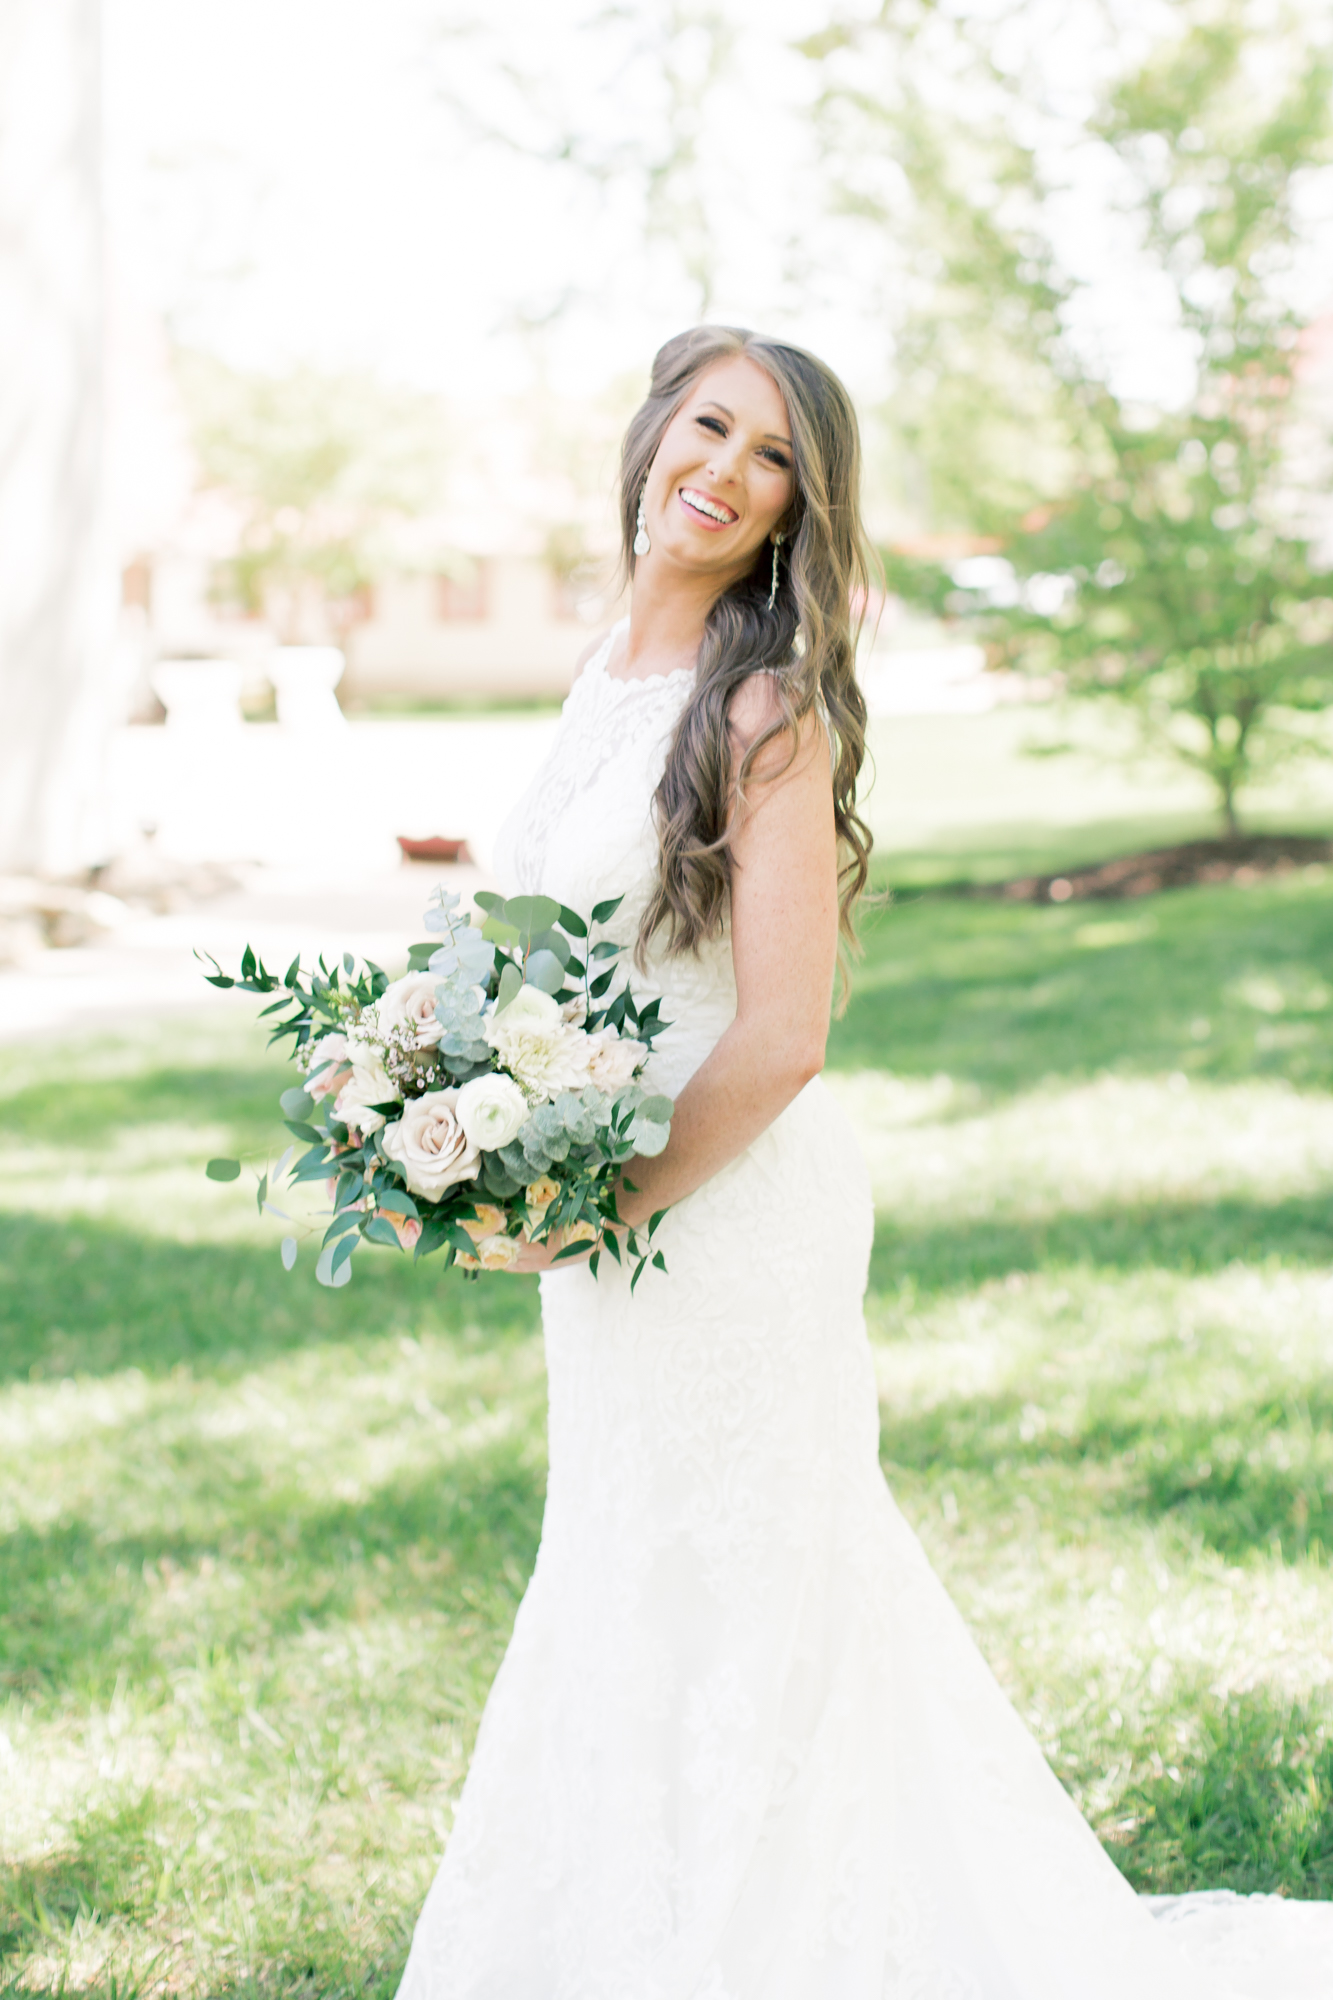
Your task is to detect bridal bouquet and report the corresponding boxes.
[200,887,673,1289]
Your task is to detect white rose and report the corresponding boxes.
[375,972,445,1048]
[584,1026,644,1090]
[381,1088,481,1199]
[306,1030,351,1100]
[485,984,593,1100]
[455,1072,529,1151]
[334,1046,399,1135]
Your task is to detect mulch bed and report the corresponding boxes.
[956,835,1333,904]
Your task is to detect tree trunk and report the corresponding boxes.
[0,0,115,876]
[1221,784,1242,841]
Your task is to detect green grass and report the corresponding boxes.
[2,859,1332,1995]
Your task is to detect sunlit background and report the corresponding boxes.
[3,4,1333,1995]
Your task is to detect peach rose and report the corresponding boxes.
[525,1174,560,1224]
[460,1201,505,1243]
[307,1031,353,1101]
[456,1231,521,1271]
[385,1211,422,1251]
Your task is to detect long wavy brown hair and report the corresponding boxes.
[622,326,874,993]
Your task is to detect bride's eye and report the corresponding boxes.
[696,415,726,436]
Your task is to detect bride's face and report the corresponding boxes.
[641,355,796,589]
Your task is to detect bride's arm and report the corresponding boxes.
[511,673,838,1272]
[616,674,839,1226]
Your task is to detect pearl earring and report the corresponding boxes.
[767,531,784,610]
[633,488,651,558]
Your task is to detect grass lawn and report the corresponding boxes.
[1,845,1332,1996]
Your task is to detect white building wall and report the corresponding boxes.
[344,555,615,700]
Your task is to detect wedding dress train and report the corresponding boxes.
[397,624,1331,1998]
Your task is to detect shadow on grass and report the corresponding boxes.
[868,1191,1333,1301]
[1,1427,547,1701]
[882,1375,1333,1565]
[0,1062,287,1151]
[0,1212,541,1389]
[0,1786,413,2000]
[829,876,1333,1097]
[1105,1688,1333,1899]
[0,1794,156,1966]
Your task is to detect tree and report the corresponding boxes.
[0,0,117,877]
[176,354,454,642]
[808,1,1333,835]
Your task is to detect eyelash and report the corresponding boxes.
[695,415,790,471]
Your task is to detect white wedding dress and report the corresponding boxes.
[397,623,1332,1999]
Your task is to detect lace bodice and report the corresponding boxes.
[492,619,735,1100]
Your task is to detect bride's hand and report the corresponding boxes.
[460,1222,599,1276]
[508,1227,594,1275]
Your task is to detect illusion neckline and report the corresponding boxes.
[595,617,696,692]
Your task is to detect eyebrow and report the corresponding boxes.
[698,399,792,448]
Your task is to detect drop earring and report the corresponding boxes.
[767,531,784,610]
[633,488,651,558]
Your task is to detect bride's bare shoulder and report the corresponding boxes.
[728,670,827,780]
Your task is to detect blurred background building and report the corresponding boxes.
[2,0,1331,986]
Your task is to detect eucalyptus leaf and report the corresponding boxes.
[524,949,566,994]
[430,927,496,981]
[495,961,523,1011]
[315,1242,353,1288]
[481,914,522,948]
[527,927,574,966]
[206,1158,241,1182]
[281,1236,298,1271]
[591,896,624,924]
[505,894,561,940]
[629,1116,670,1157]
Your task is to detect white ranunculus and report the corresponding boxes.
[381,1089,480,1199]
[485,984,593,1100]
[455,1072,529,1151]
[583,1026,644,1090]
[334,1046,399,1135]
[375,972,446,1048]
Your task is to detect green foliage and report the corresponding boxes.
[811,1,1333,831]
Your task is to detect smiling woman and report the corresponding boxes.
[378,323,1333,2000]
[615,325,874,969]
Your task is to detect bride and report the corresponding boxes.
[396,327,1327,1998]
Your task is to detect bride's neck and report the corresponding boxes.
[622,564,722,680]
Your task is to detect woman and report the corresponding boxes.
[397,328,1324,1997]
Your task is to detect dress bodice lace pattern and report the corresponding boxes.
[396,624,1329,1999]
